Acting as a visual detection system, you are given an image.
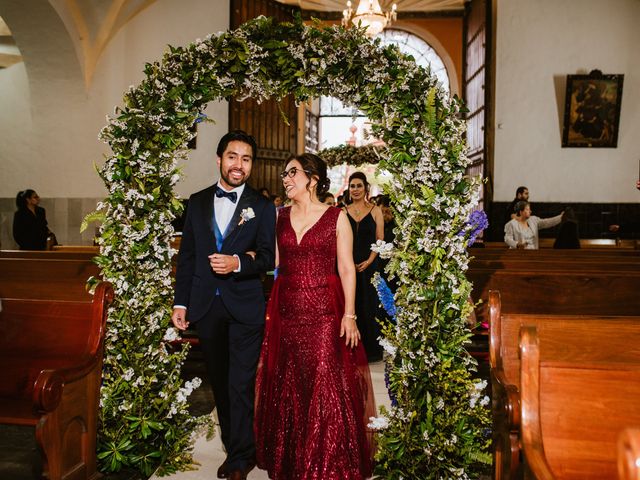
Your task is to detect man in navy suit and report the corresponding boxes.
[172,130,276,480]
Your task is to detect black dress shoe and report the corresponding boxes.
[228,470,247,480]
[217,460,229,478]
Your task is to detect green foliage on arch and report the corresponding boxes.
[93,15,490,478]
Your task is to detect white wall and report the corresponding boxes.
[0,0,229,200]
[494,0,640,202]
[0,0,229,246]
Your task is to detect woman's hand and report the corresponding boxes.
[355,259,371,272]
[340,315,361,348]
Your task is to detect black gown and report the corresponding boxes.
[13,206,48,250]
[347,208,383,361]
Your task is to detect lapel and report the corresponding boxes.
[223,186,258,244]
[203,184,217,252]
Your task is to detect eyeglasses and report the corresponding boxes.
[280,166,310,180]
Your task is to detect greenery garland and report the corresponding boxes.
[319,144,382,167]
[90,15,490,478]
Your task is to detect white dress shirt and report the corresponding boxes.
[215,183,245,233]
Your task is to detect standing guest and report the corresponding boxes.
[255,153,374,480]
[13,189,50,250]
[259,187,271,199]
[271,194,283,208]
[319,191,336,206]
[504,201,563,249]
[336,193,345,208]
[344,172,385,362]
[505,186,529,225]
[172,130,276,480]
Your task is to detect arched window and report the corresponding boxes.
[319,29,451,147]
[379,29,450,94]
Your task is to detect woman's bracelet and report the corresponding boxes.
[343,313,357,320]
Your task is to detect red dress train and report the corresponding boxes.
[255,206,376,480]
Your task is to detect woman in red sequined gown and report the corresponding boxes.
[255,153,376,480]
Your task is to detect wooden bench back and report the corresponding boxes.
[0,282,112,399]
[0,258,100,301]
[489,291,640,376]
[520,326,640,480]
[475,272,640,327]
[0,249,97,260]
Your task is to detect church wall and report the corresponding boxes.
[493,0,640,203]
[0,0,229,247]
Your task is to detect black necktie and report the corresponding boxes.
[215,186,237,203]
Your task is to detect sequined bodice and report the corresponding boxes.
[277,206,340,281]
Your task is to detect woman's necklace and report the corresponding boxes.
[351,203,364,217]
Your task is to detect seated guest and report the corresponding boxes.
[505,186,529,225]
[504,201,563,249]
[13,189,51,250]
[554,207,580,249]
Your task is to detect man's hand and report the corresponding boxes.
[209,253,240,274]
[171,307,189,331]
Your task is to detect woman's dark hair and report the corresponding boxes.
[15,189,36,210]
[318,191,335,203]
[344,171,370,204]
[216,130,258,161]
[287,153,331,197]
[514,200,530,216]
[377,194,391,208]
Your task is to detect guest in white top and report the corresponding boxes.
[504,201,563,249]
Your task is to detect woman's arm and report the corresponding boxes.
[537,213,563,230]
[336,210,360,348]
[356,205,385,272]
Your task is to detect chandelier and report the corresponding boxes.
[342,0,397,37]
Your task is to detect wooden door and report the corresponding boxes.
[463,0,493,208]
[229,0,299,196]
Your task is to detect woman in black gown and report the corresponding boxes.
[343,172,384,361]
[13,189,50,250]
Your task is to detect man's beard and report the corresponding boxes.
[221,168,247,188]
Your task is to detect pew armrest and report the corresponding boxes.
[618,428,640,480]
[32,369,64,413]
[491,367,521,429]
[519,326,556,480]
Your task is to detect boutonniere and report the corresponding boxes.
[239,207,255,225]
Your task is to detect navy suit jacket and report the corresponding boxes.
[173,183,276,324]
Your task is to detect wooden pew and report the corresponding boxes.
[489,291,640,480]
[483,239,639,249]
[51,245,100,253]
[0,282,113,480]
[519,326,640,479]
[0,257,100,301]
[0,249,97,260]
[469,265,640,326]
[618,428,640,480]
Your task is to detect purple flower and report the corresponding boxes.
[458,210,488,246]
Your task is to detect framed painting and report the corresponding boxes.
[562,70,624,148]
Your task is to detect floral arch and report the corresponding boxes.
[93,15,489,478]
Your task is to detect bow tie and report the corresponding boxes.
[215,186,237,203]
